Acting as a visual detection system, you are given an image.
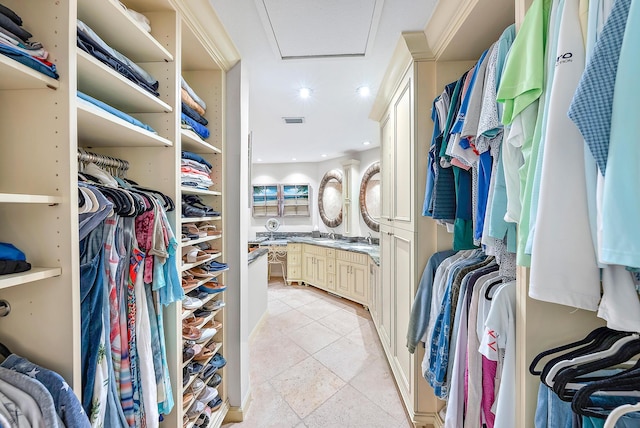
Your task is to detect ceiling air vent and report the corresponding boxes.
[283,117,304,124]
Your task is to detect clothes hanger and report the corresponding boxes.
[604,403,640,428]
[570,369,640,416]
[552,335,640,399]
[0,342,12,359]
[484,278,504,301]
[530,327,615,375]
[538,329,633,386]
[545,334,640,388]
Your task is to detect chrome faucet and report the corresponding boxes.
[366,232,373,245]
[328,230,336,240]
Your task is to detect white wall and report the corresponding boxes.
[250,147,381,239]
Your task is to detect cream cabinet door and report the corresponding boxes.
[302,252,315,284]
[315,255,327,288]
[380,111,393,223]
[391,227,415,397]
[351,263,368,303]
[336,259,351,296]
[379,225,393,351]
[392,74,413,230]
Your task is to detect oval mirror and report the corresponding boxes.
[318,169,343,228]
[359,162,381,232]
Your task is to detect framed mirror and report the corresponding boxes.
[359,162,381,232]
[318,169,343,228]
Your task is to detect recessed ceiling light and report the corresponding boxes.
[321,154,327,158]
[363,141,371,146]
[292,158,297,161]
[299,87,311,99]
[256,158,262,162]
[357,86,371,97]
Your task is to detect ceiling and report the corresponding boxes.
[208,0,438,164]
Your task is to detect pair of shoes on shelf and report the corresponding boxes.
[203,299,225,311]
[182,195,221,218]
[199,279,227,294]
[196,321,222,344]
[182,326,202,341]
[210,353,227,369]
[199,362,218,380]
[208,373,222,388]
[208,396,223,412]
[183,296,203,310]
[200,260,228,272]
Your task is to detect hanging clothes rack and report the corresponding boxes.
[77,149,130,177]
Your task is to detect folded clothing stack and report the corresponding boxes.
[77,19,159,96]
[181,77,210,140]
[0,242,31,275]
[77,90,156,133]
[181,151,213,190]
[0,3,58,78]
[117,1,151,33]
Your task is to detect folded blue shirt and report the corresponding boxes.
[77,91,156,133]
[181,113,210,139]
[0,243,26,261]
[0,43,58,79]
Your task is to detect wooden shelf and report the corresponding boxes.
[0,267,62,290]
[181,216,222,223]
[181,254,222,272]
[77,49,172,114]
[181,129,221,154]
[181,187,221,196]
[180,235,222,248]
[0,54,59,90]
[0,194,62,204]
[77,101,173,148]
[77,0,173,62]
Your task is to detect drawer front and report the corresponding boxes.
[288,252,301,266]
[288,266,301,279]
[288,243,301,252]
[326,273,336,291]
[326,258,335,273]
[326,249,335,258]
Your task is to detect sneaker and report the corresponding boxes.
[202,299,224,311]
[199,363,217,380]
[208,373,222,388]
[197,386,219,403]
[186,400,205,418]
[199,281,227,294]
[183,296,203,310]
[208,396,223,412]
[210,353,227,369]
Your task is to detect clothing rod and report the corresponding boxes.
[77,149,130,173]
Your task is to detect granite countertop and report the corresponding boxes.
[248,248,268,265]
[249,232,381,265]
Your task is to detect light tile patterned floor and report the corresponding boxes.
[222,279,412,428]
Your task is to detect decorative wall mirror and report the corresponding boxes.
[318,169,343,228]
[359,162,381,232]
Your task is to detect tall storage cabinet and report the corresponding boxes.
[372,0,615,426]
[0,0,241,427]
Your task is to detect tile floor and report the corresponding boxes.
[222,279,412,428]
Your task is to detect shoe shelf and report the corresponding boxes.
[181,187,222,196]
[77,0,173,63]
[0,193,63,204]
[181,216,222,224]
[180,235,222,249]
[181,130,221,154]
[180,253,222,272]
[182,341,223,396]
[0,267,62,291]
[0,54,59,90]
[206,404,229,428]
[192,309,222,330]
[77,49,172,114]
[77,101,173,148]
[182,290,221,320]
[181,336,221,370]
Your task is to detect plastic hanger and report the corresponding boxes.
[604,402,640,427]
[0,342,12,359]
[545,335,640,388]
[530,327,615,375]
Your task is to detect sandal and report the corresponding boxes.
[183,315,205,328]
[184,249,211,264]
[197,224,222,236]
[183,223,207,238]
[187,267,216,278]
[182,326,202,340]
[182,200,208,218]
[194,347,215,361]
[182,277,199,289]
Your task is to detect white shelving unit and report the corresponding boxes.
[181,253,223,272]
[181,129,222,154]
[0,1,238,427]
[77,101,173,148]
[0,194,63,204]
[77,0,173,62]
[77,49,172,113]
[0,268,62,290]
[0,54,59,90]
[181,187,222,196]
